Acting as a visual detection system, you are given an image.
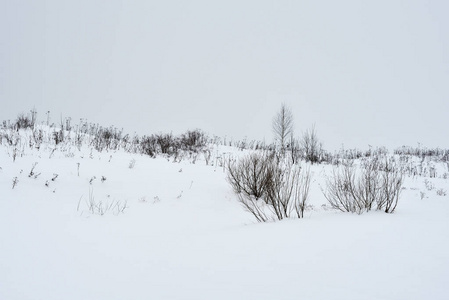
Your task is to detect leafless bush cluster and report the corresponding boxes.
[155,133,178,154]
[14,109,37,130]
[1,110,212,163]
[3,108,448,173]
[227,152,311,222]
[394,145,449,162]
[135,129,208,158]
[180,129,208,151]
[323,157,403,214]
[396,155,443,178]
[138,135,158,157]
[91,126,124,151]
[227,152,273,200]
[320,147,389,165]
[216,137,273,151]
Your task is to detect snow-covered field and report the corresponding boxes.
[1,127,448,300]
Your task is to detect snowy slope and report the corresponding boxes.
[1,128,448,300]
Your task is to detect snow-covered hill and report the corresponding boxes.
[1,125,448,300]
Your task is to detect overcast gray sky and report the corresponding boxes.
[1,0,448,150]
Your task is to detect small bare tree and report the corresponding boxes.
[300,125,321,164]
[273,104,294,154]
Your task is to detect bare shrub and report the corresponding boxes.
[140,135,157,157]
[293,167,312,218]
[227,152,274,200]
[14,112,35,130]
[376,158,404,213]
[323,157,403,214]
[394,145,449,163]
[323,161,364,214]
[91,126,123,151]
[180,129,208,151]
[266,161,311,220]
[356,157,382,211]
[227,152,312,222]
[300,125,322,164]
[155,133,179,155]
[288,134,302,165]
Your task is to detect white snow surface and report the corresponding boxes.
[1,132,448,300]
